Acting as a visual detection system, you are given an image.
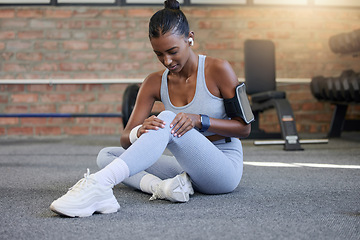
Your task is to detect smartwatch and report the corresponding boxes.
[199,114,210,132]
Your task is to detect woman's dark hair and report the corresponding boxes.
[149,0,189,39]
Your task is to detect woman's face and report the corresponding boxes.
[150,32,190,73]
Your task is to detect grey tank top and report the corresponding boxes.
[160,55,228,135]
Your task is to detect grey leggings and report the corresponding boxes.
[97,110,243,194]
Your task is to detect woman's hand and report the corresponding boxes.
[170,112,200,137]
[138,115,166,137]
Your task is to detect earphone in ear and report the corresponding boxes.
[188,37,194,46]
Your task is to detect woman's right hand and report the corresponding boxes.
[137,115,166,138]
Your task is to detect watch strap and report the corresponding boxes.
[199,114,210,132]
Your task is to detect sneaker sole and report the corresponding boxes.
[50,198,120,218]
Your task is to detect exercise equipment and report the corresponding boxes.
[310,70,358,103]
[122,84,139,128]
[331,77,344,101]
[310,76,326,100]
[339,70,353,102]
[349,72,360,102]
[310,69,360,137]
[329,29,360,54]
[324,77,336,101]
[121,83,163,128]
[254,138,328,146]
[244,39,305,151]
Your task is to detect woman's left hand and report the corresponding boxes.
[170,112,200,137]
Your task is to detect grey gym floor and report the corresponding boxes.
[0,133,359,240]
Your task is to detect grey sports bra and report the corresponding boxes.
[160,55,228,134]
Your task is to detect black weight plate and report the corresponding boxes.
[329,34,343,53]
[310,76,325,100]
[340,74,352,102]
[122,84,140,128]
[329,36,339,53]
[338,33,349,53]
[349,31,360,51]
[354,29,360,47]
[349,73,360,102]
[342,33,353,53]
[339,69,355,101]
[324,77,336,101]
[332,77,344,101]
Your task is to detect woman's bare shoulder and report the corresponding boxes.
[143,70,163,84]
[205,56,233,73]
[205,56,238,84]
[140,70,164,100]
[204,56,239,98]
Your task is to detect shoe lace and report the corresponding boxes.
[149,183,165,201]
[68,168,92,193]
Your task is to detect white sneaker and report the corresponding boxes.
[149,172,194,203]
[50,169,120,217]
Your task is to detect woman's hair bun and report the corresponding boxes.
[164,0,180,10]
[149,0,188,38]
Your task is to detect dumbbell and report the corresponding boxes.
[355,29,360,48]
[329,29,360,54]
[343,33,355,53]
[324,77,337,101]
[329,34,343,54]
[349,72,360,102]
[313,76,334,101]
[329,33,352,54]
[331,77,344,102]
[339,33,349,53]
[349,31,360,52]
[330,70,354,102]
[339,69,355,102]
[310,76,325,100]
[330,70,358,102]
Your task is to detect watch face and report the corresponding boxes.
[200,114,210,132]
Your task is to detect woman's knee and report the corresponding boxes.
[157,110,176,123]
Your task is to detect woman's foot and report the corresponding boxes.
[50,169,120,217]
[149,172,194,202]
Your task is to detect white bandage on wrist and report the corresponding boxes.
[129,125,142,144]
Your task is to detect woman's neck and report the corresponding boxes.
[174,51,198,80]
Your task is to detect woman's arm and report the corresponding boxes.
[120,72,163,149]
[203,57,251,138]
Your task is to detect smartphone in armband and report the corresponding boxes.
[224,83,255,124]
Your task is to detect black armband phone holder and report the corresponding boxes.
[224,83,255,125]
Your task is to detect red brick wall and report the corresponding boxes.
[0,83,126,136]
[1,6,360,137]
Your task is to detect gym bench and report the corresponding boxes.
[244,39,306,150]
